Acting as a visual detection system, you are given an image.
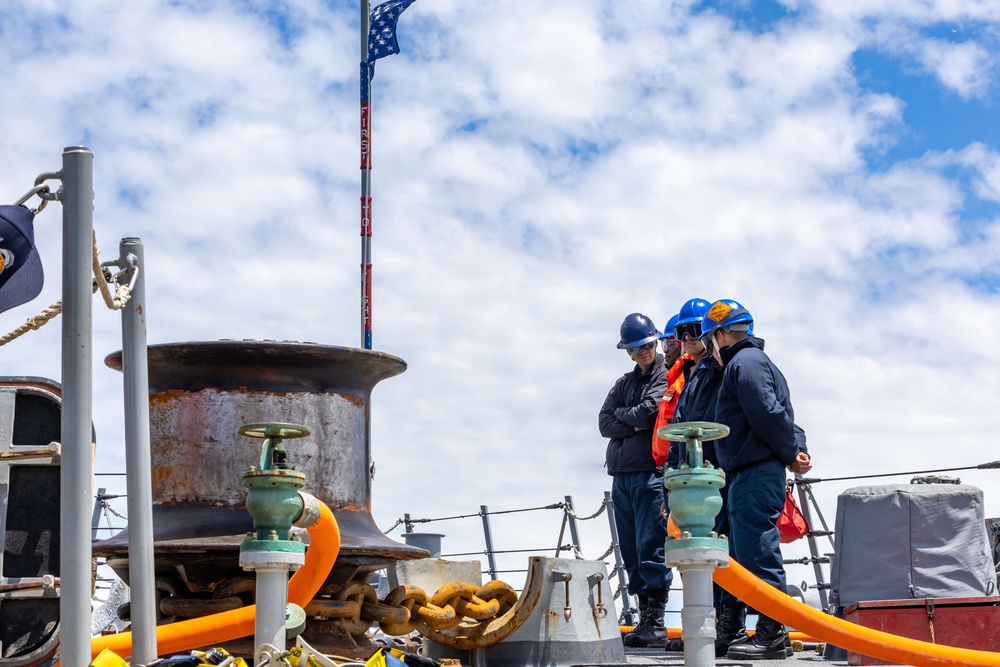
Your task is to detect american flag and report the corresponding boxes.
[367,0,416,78]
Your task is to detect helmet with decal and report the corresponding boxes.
[699,299,753,341]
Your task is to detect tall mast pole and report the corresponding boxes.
[360,0,373,349]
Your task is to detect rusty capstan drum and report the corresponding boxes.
[96,340,427,656]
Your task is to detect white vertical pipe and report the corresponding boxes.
[119,238,158,664]
[255,566,291,651]
[680,561,718,667]
[59,145,94,667]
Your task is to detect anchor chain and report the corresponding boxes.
[144,575,528,649]
[302,557,551,649]
[304,579,520,641]
[142,558,567,650]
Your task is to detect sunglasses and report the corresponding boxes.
[673,322,702,341]
[626,341,657,357]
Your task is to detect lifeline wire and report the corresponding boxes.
[390,499,602,530]
[794,459,1000,485]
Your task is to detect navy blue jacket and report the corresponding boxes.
[667,354,724,469]
[714,337,807,473]
[599,353,668,475]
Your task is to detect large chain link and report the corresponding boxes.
[305,580,516,637]
[303,556,549,649]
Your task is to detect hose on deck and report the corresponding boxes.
[714,558,1000,667]
[90,501,340,660]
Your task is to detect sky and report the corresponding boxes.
[2,0,1000,617]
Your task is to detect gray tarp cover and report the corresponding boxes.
[830,484,998,607]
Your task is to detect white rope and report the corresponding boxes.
[0,232,132,347]
[594,543,615,562]
[382,518,405,535]
[564,499,607,521]
[101,499,128,521]
[0,300,65,346]
[91,232,133,310]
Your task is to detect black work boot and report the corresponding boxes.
[623,591,668,647]
[727,614,788,660]
[661,635,683,651]
[715,604,750,657]
[637,593,648,620]
[622,595,647,641]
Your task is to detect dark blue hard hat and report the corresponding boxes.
[617,313,661,349]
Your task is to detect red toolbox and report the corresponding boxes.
[843,597,1000,665]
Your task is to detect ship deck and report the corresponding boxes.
[620,645,851,667]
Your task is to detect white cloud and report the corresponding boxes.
[812,0,1000,98]
[915,37,993,98]
[938,142,1000,202]
[814,0,1000,23]
[2,0,1000,617]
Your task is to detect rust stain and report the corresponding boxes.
[149,389,189,405]
[150,388,293,404]
[150,467,173,485]
[341,393,365,407]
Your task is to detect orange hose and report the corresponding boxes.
[91,502,340,660]
[714,558,1000,667]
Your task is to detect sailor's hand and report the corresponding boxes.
[788,451,812,474]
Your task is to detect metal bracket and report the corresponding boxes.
[589,572,607,619]
[0,441,61,462]
[14,172,63,214]
[553,571,572,621]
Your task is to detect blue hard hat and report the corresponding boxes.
[661,314,680,340]
[617,313,661,349]
[672,298,711,340]
[699,299,753,340]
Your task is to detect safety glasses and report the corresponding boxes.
[626,341,657,357]
[673,321,702,341]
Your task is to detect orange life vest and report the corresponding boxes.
[652,354,692,466]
